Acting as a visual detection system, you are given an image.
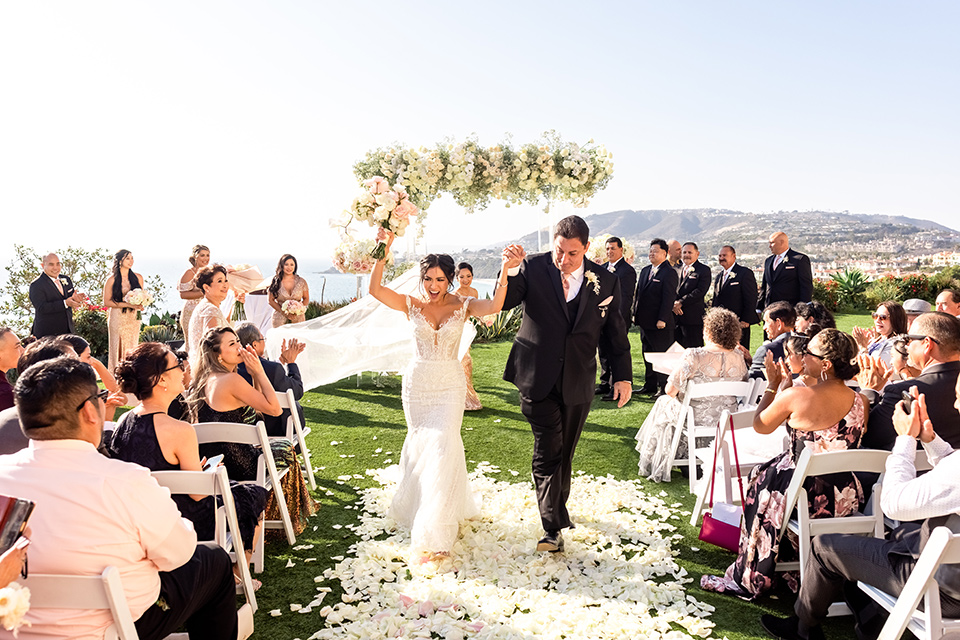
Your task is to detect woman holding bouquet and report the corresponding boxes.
[369,229,510,564]
[268,254,309,327]
[102,249,146,372]
[453,262,482,410]
[188,264,230,355]
[178,244,210,339]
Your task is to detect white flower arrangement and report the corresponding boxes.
[0,582,31,636]
[584,270,601,295]
[332,238,383,275]
[281,300,307,316]
[587,234,636,265]
[303,464,715,640]
[122,288,154,307]
[339,178,419,260]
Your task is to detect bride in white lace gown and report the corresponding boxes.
[370,230,510,560]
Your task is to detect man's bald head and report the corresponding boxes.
[768,232,789,255]
[41,253,62,279]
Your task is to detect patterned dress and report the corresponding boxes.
[271,275,308,328]
[700,392,866,598]
[635,348,748,482]
[188,299,227,355]
[178,273,201,341]
[390,296,479,553]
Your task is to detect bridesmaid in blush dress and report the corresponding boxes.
[267,254,309,328]
[102,249,145,373]
[453,262,482,411]
[178,245,210,340]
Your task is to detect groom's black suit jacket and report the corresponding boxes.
[503,254,631,405]
[29,273,76,338]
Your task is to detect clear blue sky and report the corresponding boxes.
[1,1,956,265]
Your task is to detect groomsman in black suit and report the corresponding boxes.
[758,231,813,311]
[596,236,637,399]
[673,242,711,348]
[502,215,632,552]
[28,253,82,338]
[711,245,760,349]
[634,238,679,395]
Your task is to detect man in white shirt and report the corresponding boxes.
[761,383,960,640]
[0,357,238,640]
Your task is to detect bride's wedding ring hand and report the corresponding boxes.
[377,227,396,248]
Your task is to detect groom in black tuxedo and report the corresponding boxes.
[502,215,632,552]
[29,253,82,338]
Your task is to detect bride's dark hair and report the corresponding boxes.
[268,254,298,299]
[110,249,142,310]
[419,254,456,291]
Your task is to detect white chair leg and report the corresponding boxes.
[297,427,316,491]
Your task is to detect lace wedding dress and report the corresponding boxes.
[389,295,479,553]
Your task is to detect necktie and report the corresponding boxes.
[681,266,689,279]
[773,254,782,270]
[561,273,570,300]
[53,277,63,295]
[607,264,616,274]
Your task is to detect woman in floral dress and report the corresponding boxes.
[701,329,867,599]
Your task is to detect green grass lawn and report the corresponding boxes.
[251,313,871,639]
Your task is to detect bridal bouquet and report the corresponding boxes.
[281,300,306,317]
[225,264,264,321]
[347,177,419,259]
[0,582,31,635]
[332,238,381,275]
[123,288,154,307]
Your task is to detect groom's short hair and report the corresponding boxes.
[554,216,589,246]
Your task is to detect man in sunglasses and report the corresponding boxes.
[858,311,960,451]
[0,357,238,639]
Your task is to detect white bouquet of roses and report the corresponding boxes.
[123,288,154,307]
[281,300,306,317]
[348,176,418,259]
[224,264,264,321]
[0,582,31,635]
[332,238,382,275]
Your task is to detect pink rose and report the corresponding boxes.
[363,176,390,194]
[393,199,418,222]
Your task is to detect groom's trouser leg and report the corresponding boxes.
[521,387,591,531]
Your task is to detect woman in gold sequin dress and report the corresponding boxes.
[178,245,210,342]
[103,249,145,372]
[267,254,309,328]
[453,262,482,410]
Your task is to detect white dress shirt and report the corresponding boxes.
[880,434,960,522]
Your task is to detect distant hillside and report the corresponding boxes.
[455,209,960,278]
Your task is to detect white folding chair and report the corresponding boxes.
[151,466,258,612]
[22,562,254,640]
[275,388,315,490]
[859,526,960,640]
[664,379,756,492]
[193,421,296,573]
[689,409,788,526]
[777,448,889,615]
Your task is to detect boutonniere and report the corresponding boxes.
[58,276,67,283]
[584,271,601,295]
[598,295,614,318]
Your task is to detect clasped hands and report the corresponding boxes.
[893,386,935,443]
[502,244,525,270]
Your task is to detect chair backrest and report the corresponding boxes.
[684,380,755,401]
[779,448,890,539]
[20,566,140,640]
[274,389,294,410]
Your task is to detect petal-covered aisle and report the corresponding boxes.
[305,463,715,640]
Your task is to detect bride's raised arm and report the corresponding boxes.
[467,246,520,318]
[369,228,408,313]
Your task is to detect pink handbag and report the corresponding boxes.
[698,414,746,553]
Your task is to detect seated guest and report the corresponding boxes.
[889,334,920,381]
[852,301,908,367]
[903,297,932,327]
[0,338,76,456]
[167,347,191,421]
[748,301,796,379]
[857,311,960,450]
[936,288,960,317]
[0,357,237,639]
[783,333,818,387]
[58,334,127,419]
[188,327,316,534]
[0,327,25,411]
[186,327,281,480]
[109,342,267,587]
[702,329,866,599]
[761,384,960,640]
[635,308,748,481]
[794,300,835,334]
[234,322,305,438]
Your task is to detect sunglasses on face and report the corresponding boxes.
[801,345,826,359]
[76,388,110,411]
[162,357,186,374]
[872,312,889,320]
[905,334,941,345]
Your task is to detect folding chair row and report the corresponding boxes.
[274,388,316,490]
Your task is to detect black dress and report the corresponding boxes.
[108,410,267,549]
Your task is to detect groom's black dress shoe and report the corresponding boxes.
[537,530,564,552]
[759,615,825,640]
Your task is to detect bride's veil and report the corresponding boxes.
[263,267,478,391]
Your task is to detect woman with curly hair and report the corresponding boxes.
[267,254,309,328]
[635,307,748,482]
[702,328,867,599]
